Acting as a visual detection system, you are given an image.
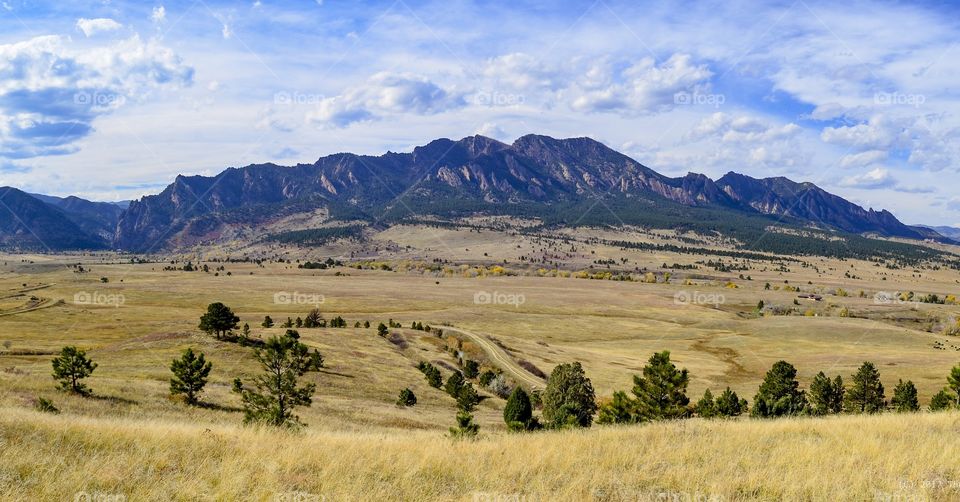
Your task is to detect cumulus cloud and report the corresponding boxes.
[475,122,509,141]
[307,72,465,128]
[841,167,897,189]
[0,34,193,159]
[151,6,166,23]
[569,54,713,115]
[76,18,123,37]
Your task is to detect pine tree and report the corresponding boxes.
[261,315,274,328]
[396,388,417,407]
[170,348,212,405]
[377,323,389,337]
[631,351,690,421]
[51,346,97,395]
[503,387,533,431]
[449,411,479,438]
[891,379,919,412]
[752,360,807,417]
[845,361,886,413]
[808,371,843,415]
[445,371,465,398]
[542,362,597,428]
[232,335,324,427]
[948,365,960,403]
[715,387,747,417]
[198,302,239,339]
[463,360,480,379]
[695,389,718,418]
[457,383,479,412]
[930,389,956,411]
[596,391,637,424]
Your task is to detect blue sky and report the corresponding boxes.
[1,0,960,225]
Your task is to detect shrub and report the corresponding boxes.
[504,387,534,431]
[463,360,480,379]
[930,389,956,411]
[397,388,417,407]
[34,397,59,414]
[51,346,97,396]
[169,348,213,406]
[479,370,497,387]
[596,391,637,425]
[449,411,479,439]
[542,362,597,428]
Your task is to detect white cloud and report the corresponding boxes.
[76,18,123,37]
[307,72,465,128]
[0,34,193,159]
[840,167,897,189]
[151,6,166,23]
[839,150,888,168]
[570,54,713,115]
[475,122,509,141]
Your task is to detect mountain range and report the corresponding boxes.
[0,134,952,252]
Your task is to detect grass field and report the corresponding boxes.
[4,406,960,500]
[2,226,960,499]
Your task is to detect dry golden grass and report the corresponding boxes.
[3,406,960,501]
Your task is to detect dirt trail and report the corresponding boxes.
[442,326,546,389]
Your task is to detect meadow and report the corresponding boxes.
[2,225,960,499]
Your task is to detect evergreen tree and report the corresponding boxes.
[396,388,417,407]
[752,360,807,418]
[463,360,480,379]
[930,389,956,411]
[631,351,690,421]
[948,365,960,403]
[845,361,886,413]
[232,335,324,427]
[304,309,323,328]
[596,391,637,424]
[457,383,479,412]
[449,411,479,438]
[503,387,534,431]
[891,379,919,412]
[715,387,747,417]
[198,302,239,339]
[261,315,274,328]
[377,323,389,337]
[445,371,465,398]
[542,362,597,428]
[51,346,97,395]
[169,348,212,405]
[808,371,843,415]
[695,389,718,418]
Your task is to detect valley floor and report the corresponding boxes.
[2,407,959,501]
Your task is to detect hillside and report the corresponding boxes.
[3,407,957,500]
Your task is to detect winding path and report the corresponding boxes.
[442,326,546,389]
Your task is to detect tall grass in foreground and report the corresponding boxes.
[2,407,959,501]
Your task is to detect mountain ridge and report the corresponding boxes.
[1,135,952,252]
